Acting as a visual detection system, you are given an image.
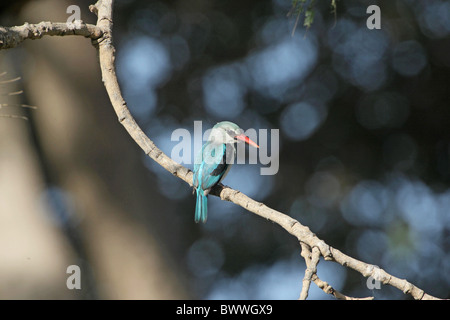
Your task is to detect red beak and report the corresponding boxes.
[235,134,259,148]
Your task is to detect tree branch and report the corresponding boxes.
[299,243,374,300]
[0,21,102,50]
[299,244,320,300]
[0,0,443,300]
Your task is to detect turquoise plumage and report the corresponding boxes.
[192,121,258,223]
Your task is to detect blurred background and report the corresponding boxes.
[0,0,449,299]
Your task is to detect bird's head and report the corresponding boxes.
[208,121,259,148]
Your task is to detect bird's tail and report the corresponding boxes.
[195,190,208,223]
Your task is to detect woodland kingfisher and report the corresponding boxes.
[193,121,259,223]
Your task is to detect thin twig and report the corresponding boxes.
[300,243,373,300]
[1,90,23,96]
[0,21,102,50]
[0,76,21,84]
[0,103,37,109]
[0,114,28,120]
[299,244,320,299]
[312,275,374,300]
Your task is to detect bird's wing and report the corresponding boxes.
[196,142,230,191]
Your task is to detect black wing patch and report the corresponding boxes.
[211,163,228,176]
[211,146,228,176]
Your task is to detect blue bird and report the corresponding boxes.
[193,121,259,223]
